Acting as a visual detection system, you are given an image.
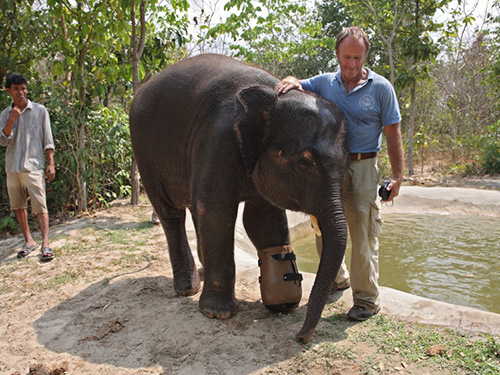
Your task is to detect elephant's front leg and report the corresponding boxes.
[195,201,239,319]
[243,198,302,312]
[243,198,290,248]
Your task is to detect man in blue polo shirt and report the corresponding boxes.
[275,26,404,321]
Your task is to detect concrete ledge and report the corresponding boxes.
[381,186,500,217]
[234,186,500,336]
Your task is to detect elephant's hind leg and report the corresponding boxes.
[195,201,239,320]
[157,204,200,296]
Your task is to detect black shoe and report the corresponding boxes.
[347,305,380,321]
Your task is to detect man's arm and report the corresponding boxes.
[1,107,21,138]
[45,148,55,183]
[384,122,404,200]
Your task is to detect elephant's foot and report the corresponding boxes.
[258,245,302,312]
[199,292,237,319]
[173,269,201,296]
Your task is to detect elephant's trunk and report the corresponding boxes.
[295,198,348,343]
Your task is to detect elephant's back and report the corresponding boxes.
[135,56,274,108]
[129,54,275,208]
[130,55,276,137]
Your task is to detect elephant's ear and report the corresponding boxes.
[234,85,277,173]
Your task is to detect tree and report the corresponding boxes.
[341,0,450,176]
[0,1,48,90]
[485,0,500,110]
[114,0,189,205]
[400,0,449,175]
[429,0,499,169]
[207,0,322,77]
[45,0,115,212]
[42,0,189,211]
[283,0,353,77]
[129,0,148,206]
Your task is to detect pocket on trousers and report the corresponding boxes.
[369,202,383,237]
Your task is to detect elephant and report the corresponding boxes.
[129,54,349,343]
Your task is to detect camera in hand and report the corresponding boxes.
[378,181,391,200]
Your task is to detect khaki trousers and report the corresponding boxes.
[317,157,382,310]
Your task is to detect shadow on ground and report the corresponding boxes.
[34,274,349,374]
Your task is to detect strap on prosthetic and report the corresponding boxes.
[258,245,302,312]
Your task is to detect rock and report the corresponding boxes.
[425,344,445,357]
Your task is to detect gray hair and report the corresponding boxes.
[335,26,370,56]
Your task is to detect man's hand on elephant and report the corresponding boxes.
[274,77,304,95]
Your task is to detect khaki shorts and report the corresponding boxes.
[7,170,48,214]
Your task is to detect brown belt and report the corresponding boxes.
[350,152,377,161]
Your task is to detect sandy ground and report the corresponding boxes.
[0,184,499,375]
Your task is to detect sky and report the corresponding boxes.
[185,0,499,53]
[437,0,498,30]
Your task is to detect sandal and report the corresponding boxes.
[40,247,55,262]
[17,243,39,258]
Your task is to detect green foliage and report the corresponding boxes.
[0,0,190,226]
[340,0,450,89]
[87,106,133,204]
[39,86,133,211]
[0,1,49,87]
[481,122,500,174]
[1,0,499,233]
[208,0,327,77]
[282,0,352,76]
[0,212,18,234]
[41,0,189,212]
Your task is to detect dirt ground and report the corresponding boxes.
[1,177,499,375]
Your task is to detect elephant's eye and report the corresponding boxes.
[297,150,317,173]
[298,158,316,174]
[298,160,312,173]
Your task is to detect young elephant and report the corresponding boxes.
[129,54,348,343]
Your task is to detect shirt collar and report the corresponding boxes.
[10,99,32,114]
[334,68,374,92]
[334,67,374,82]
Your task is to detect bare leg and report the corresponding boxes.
[37,212,50,248]
[15,209,36,246]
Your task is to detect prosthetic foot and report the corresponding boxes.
[258,245,302,312]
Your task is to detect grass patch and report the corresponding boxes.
[38,269,84,291]
[111,253,142,267]
[360,315,500,374]
[56,224,153,257]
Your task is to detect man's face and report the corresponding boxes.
[335,36,367,80]
[6,83,28,105]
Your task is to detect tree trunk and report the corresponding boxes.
[78,123,88,212]
[130,0,147,205]
[407,81,416,176]
[131,154,140,205]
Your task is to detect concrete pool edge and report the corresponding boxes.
[287,185,500,336]
[233,186,500,337]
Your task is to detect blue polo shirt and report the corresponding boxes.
[301,68,401,154]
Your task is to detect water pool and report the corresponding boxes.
[292,213,500,314]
